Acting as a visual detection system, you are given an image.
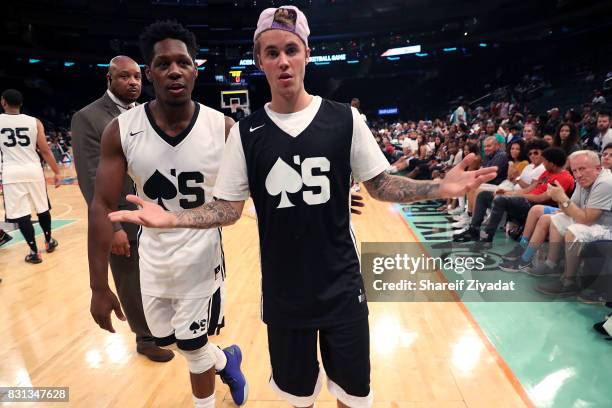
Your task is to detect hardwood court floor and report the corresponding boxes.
[0,168,531,408]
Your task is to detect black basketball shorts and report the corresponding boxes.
[267,317,373,407]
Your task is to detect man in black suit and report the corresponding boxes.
[71,55,173,362]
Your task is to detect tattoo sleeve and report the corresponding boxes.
[175,200,241,229]
[363,172,441,203]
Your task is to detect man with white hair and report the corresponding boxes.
[533,149,612,296]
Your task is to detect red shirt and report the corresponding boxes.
[531,170,575,196]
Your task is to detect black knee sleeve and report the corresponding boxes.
[37,210,52,242]
[16,215,37,252]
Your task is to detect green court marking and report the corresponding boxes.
[397,203,612,408]
[1,219,76,248]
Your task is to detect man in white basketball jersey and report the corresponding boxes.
[110,7,497,408]
[87,21,247,408]
[0,89,62,264]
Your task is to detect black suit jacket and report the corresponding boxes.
[71,92,140,241]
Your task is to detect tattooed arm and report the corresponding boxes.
[108,195,245,229]
[364,172,442,203]
[364,153,499,203]
[175,199,244,228]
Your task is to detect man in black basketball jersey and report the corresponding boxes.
[110,7,497,408]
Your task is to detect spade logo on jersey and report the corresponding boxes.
[265,156,330,208]
[143,169,206,210]
[143,170,177,210]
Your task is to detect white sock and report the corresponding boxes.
[209,343,227,371]
[458,196,465,209]
[545,259,557,268]
[193,394,215,408]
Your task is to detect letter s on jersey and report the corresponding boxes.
[301,157,330,206]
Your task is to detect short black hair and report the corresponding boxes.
[603,143,612,151]
[598,111,610,119]
[139,20,198,66]
[1,89,23,107]
[526,138,549,152]
[542,147,567,168]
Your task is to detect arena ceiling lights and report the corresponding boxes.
[380,45,422,57]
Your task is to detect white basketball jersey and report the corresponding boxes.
[0,113,44,184]
[119,102,225,299]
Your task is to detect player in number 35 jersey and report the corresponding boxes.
[0,89,62,264]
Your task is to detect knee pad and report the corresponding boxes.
[179,343,214,374]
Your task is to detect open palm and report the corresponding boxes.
[438,153,498,197]
[108,194,177,228]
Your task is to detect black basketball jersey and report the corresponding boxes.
[239,99,367,328]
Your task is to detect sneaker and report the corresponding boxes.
[453,228,478,243]
[526,262,561,277]
[502,246,525,262]
[218,345,248,406]
[499,259,532,273]
[0,232,13,247]
[535,280,579,297]
[452,226,469,236]
[577,290,607,305]
[25,252,42,264]
[451,219,470,229]
[448,206,465,215]
[452,212,469,222]
[45,238,58,253]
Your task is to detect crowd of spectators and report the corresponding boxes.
[361,96,612,340]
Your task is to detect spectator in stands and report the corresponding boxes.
[532,150,612,296]
[455,147,573,244]
[602,143,612,169]
[554,122,581,156]
[456,139,541,225]
[405,143,432,180]
[545,108,562,135]
[433,134,444,156]
[447,141,463,167]
[592,90,607,107]
[402,130,418,155]
[594,111,612,152]
[507,124,522,144]
[503,140,529,188]
[522,122,537,142]
[452,102,467,125]
[543,133,554,146]
[452,136,508,231]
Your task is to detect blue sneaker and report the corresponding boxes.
[218,345,248,406]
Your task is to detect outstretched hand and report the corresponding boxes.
[108,195,178,228]
[438,153,498,198]
[350,193,365,215]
